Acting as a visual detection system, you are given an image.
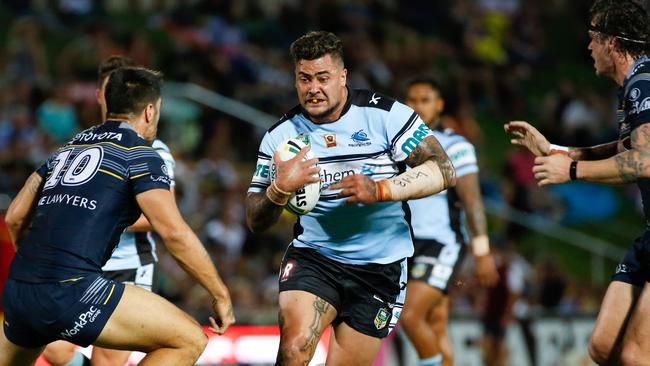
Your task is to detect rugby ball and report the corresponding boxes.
[272,137,321,215]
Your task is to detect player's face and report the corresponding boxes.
[295,54,347,123]
[96,77,109,122]
[405,83,444,126]
[588,26,615,78]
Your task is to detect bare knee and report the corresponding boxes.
[588,335,614,365]
[43,343,76,366]
[277,333,316,365]
[174,326,208,360]
[399,306,421,330]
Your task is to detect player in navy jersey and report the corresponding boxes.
[246,31,456,365]
[42,56,179,366]
[0,67,234,366]
[505,1,650,364]
[400,78,498,366]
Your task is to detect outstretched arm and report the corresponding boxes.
[246,146,320,232]
[533,123,650,186]
[5,172,43,247]
[136,188,235,334]
[332,136,456,204]
[504,120,618,160]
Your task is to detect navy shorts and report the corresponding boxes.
[279,245,407,338]
[2,274,125,348]
[612,231,650,287]
[407,238,467,294]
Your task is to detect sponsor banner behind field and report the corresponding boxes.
[35,318,594,366]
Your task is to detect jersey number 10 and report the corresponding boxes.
[43,146,104,190]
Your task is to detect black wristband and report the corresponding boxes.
[569,161,578,180]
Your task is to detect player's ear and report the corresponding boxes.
[340,68,347,86]
[145,103,154,123]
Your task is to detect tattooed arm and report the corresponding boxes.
[5,172,43,247]
[332,136,456,204]
[533,123,650,186]
[246,146,320,232]
[403,135,456,187]
[246,191,285,233]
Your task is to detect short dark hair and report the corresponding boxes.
[105,67,163,116]
[290,31,344,65]
[407,77,443,96]
[590,0,650,58]
[98,55,136,86]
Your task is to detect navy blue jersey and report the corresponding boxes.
[618,55,650,220]
[9,121,170,282]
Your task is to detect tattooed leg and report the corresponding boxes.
[276,292,336,366]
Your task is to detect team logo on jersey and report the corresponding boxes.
[161,164,168,176]
[629,88,641,101]
[349,130,371,147]
[280,260,297,282]
[615,263,630,274]
[631,97,650,115]
[370,93,381,105]
[374,307,390,330]
[323,133,337,147]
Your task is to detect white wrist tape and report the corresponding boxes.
[471,235,490,256]
[376,160,445,201]
[549,144,569,155]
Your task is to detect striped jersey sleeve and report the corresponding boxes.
[387,101,435,162]
[152,139,176,187]
[445,138,478,177]
[128,146,171,194]
[249,132,275,193]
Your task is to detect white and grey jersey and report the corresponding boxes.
[407,127,479,246]
[249,88,436,265]
[102,139,176,271]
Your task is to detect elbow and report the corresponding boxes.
[4,212,22,235]
[159,225,192,252]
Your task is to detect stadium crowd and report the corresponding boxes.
[0,0,627,338]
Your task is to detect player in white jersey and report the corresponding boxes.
[246,31,456,366]
[398,78,498,366]
[42,56,176,366]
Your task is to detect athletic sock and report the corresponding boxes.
[63,351,91,366]
[419,354,443,366]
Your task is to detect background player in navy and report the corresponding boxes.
[505,1,650,364]
[400,78,498,366]
[246,31,456,366]
[42,56,179,366]
[0,67,234,366]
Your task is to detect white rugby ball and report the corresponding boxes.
[272,137,321,215]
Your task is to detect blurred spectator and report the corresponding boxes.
[35,86,79,143]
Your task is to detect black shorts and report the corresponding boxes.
[612,231,650,286]
[103,263,155,291]
[407,238,467,294]
[279,245,407,338]
[2,274,125,348]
